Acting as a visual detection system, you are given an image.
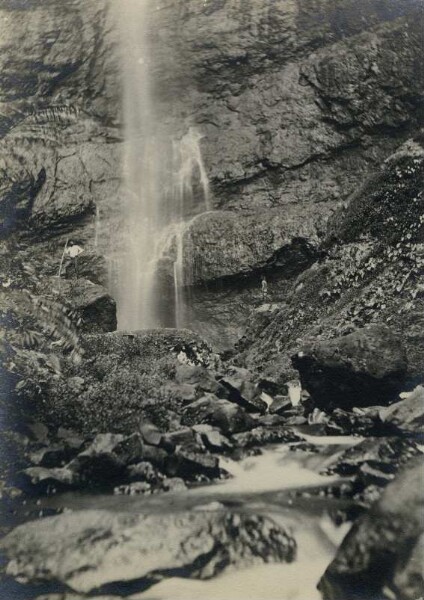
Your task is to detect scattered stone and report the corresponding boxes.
[165,449,222,481]
[329,437,421,478]
[220,373,267,414]
[67,433,144,485]
[161,382,197,403]
[200,429,233,452]
[319,456,424,600]
[161,427,195,449]
[182,395,255,434]
[270,395,293,415]
[292,325,408,411]
[255,414,287,427]
[232,426,302,449]
[139,424,162,447]
[159,477,187,492]
[0,510,296,594]
[28,445,70,469]
[114,482,152,495]
[325,408,378,436]
[18,467,76,492]
[379,385,424,436]
[126,461,162,484]
[23,422,49,444]
[141,445,168,470]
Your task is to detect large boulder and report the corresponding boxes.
[319,455,424,600]
[292,325,408,411]
[0,510,296,594]
[51,278,117,333]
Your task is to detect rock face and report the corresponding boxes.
[2,0,423,347]
[292,325,408,411]
[0,509,296,594]
[240,134,424,385]
[319,455,424,600]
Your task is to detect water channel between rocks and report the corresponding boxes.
[7,437,361,600]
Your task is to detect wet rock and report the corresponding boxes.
[182,394,255,435]
[114,482,152,496]
[329,437,421,478]
[0,510,296,594]
[379,385,424,436]
[319,455,424,600]
[324,408,379,436]
[232,426,302,449]
[165,449,222,481]
[159,477,187,493]
[292,325,408,411]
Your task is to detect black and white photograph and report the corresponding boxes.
[0,1,423,599]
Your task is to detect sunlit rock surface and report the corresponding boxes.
[0,510,296,594]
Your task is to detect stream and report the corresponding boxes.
[3,436,363,600]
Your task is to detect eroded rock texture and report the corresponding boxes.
[1,0,423,346]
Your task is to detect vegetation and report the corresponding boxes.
[0,236,82,413]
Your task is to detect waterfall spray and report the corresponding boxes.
[114,0,210,331]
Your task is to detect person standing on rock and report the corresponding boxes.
[261,275,268,303]
[65,240,84,278]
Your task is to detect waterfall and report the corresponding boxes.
[113,0,210,331]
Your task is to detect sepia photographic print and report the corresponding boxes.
[0,0,423,599]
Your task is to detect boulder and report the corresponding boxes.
[17,467,76,493]
[379,385,424,436]
[220,370,267,414]
[182,394,255,435]
[126,461,162,484]
[232,426,302,449]
[50,278,117,333]
[114,482,152,496]
[292,325,408,411]
[28,445,73,469]
[200,429,233,452]
[67,433,144,485]
[0,510,296,594]
[319,455,424,600]
[165,449,222,481]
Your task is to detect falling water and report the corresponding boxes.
[114,0,210,331]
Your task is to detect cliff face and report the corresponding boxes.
[150,0,424,347]
[1,0,423,348]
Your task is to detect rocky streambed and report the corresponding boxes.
[1,327,423,600]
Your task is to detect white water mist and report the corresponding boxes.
[114,0,210,330]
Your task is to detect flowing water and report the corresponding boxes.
[112,0,210,331]
[10,439,361,600]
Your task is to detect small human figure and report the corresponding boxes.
[261,275,268,302]
[65,240,84,278]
